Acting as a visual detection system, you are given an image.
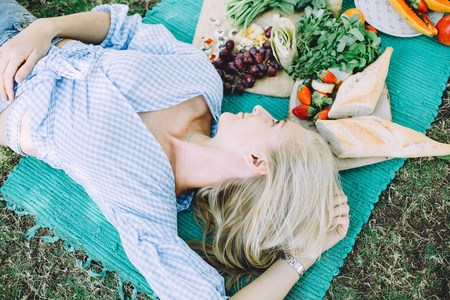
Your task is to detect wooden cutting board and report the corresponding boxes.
[192,0,303,98]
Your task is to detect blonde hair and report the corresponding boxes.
[190,129,341,292]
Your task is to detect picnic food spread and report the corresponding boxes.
[192,0,450,168]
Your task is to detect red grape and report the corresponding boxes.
[265,48,273,61]
[262,41,271,49]
[219,49,229,59]
[267,66,276,77]
[258,63,268,75]
[225,62,239,74]
[216,69,224,79]
[265,27,272,39]
[249,47,258,58]
[224,83,232,94]
[235,83,245,94]
[248,64,261,74]
[242,55,254,64]
[242,74,255,88]
[233,57,244,70]
[225,40,235,50]
[269,60,280,70]
[214,59,226,69]
[224,74,235,83]
[254,53,263,64]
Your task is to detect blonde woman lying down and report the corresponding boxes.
[0,1,349,299]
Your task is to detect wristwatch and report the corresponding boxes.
[281,253,305,278]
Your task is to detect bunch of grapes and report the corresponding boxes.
[214,38,280,95]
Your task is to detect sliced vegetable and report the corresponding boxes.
[437,15,450,45]
[320,70,338,83]
[318,91,328,97]
[297,85,312,105]
[387,0,438,36]
[270,17,298,70]
[423,0,450,13]
[312,79,335,93]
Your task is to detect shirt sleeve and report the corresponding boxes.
[114,209,229,300]
[91,4,179,51]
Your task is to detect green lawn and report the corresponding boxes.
[0,1,449,299]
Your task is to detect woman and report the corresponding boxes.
[0,1,350,299]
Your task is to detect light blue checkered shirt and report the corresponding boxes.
[11,4,227,299]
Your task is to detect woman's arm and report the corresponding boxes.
[0,11,111,101]
[230,192,350,300]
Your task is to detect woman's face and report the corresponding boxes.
[215,105,308,155]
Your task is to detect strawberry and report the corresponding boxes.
[320,70,337,84]
[365,24,378,33]
[292,105,316,119]
[411,0,428,12]
[297,85,311,105]
[317,109,330,120]
[313,109,331,124]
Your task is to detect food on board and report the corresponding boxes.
[292,104,315,119]
[297,85,312,105]
[311,79,335,94]
[436,15,450,45]
[343,8,365,23]
[319,70,338,83]
[328,47,393,119]
[315,116,450,158]
[288,7,382,84]
[270,17,298,70]
[410,0,429,12]
[423,0,450,12]
[386,0,438,36]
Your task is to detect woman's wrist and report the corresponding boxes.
[31,18,59,42]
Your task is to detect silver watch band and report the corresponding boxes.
[281,253,305,278]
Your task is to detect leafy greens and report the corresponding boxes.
[288,7,382,85]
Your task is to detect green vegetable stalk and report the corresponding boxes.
[226,0,325,34]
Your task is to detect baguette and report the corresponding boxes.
[328,47,393,119]
[315,116,450,158]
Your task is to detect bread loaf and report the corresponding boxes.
[328,47,393,119]
[315,116,450,158]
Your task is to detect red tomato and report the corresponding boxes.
[437,15,450,45]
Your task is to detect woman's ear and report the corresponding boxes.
[244,153,267,175]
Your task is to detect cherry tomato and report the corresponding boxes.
[437,15,450,46]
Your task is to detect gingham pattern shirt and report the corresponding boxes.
[12,4,227,299]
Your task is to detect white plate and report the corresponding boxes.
[355,0,443,37]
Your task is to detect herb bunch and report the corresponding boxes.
[226,0,326,33]
[288,7,382,84]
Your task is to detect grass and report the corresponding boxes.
[1,0,449,299]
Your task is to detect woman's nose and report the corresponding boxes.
[252,105,271,120]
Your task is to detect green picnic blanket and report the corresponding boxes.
[2,0,450,299]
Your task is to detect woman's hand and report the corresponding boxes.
[0,18,55,101]
[323,191,350,252]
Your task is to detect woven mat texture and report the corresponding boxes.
[2,0,450,299]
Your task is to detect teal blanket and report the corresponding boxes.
[2,0,450,299]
